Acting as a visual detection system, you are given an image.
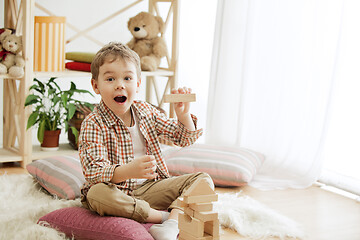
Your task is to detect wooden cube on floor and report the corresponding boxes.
[204,219,220,237]
[178,213,204,237]
[183,178,218,204]
[183,178,215,197]
[179,231,214,240]
[175,197,188,208]
[189,202,213,212]
[194,210,219,222]
[178,178,219,240]
[184,206,195,217]
[183,194,218,204]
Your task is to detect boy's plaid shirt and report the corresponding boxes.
[79,100,203,197]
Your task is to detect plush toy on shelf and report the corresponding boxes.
[0,29,10,50]
[0,29,25,78]
[0,29,12,73]
[127,11,167,71]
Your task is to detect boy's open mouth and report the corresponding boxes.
[114,96,127,103]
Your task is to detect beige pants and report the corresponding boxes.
[82,172,214,222]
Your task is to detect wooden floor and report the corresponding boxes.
[1,162,360,240]
[218,186,360,240]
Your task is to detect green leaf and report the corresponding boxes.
[67,103,76,120]
[33,78,45,93]
[67,90,74,99]
[49,78,62,91]
[26,112,39,129]
[51,114,60,130]
[37,120,46,143]
[61,93,68,107]
[48,88,56,95]
[24,94,40,106]
[70,81,76,91]
[84,102,95,111]
[29,85,42,94]
[48,77,56,85]
[83,102,95,111]
[53,96,61,106]
[70,126,79,144]
[74,89,94,96]
[29,85,37,90]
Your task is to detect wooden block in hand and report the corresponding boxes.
[163,93,196,103]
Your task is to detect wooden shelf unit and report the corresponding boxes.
[1,0,180,167]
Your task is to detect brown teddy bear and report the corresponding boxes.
[127,12,167,71]
[0,28,12,74]
[0,30,25,78]
[0,28,13,51]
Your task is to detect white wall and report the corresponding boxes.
[0,0,217,146]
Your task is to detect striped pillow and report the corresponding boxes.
[163,144,265,187]
[26,155,85,200]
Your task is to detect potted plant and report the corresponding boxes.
[25,77,94,151]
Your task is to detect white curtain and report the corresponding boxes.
[319,0,360,196]
[206,0,344,190]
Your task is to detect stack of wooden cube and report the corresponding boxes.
[177,179,220,240]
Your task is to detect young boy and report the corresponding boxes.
[79,42,214,240]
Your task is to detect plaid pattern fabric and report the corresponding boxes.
[79,100,203,196]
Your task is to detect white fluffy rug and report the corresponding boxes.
[214,193,304,239]
[0,174,80,240]
[0,174,304,240]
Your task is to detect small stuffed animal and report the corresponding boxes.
[0,28,12,50]
[0,30,25,78]
[0,28,13,74]
[127,12,167,71]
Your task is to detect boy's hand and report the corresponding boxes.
[172,87,192,118]
[172,87,196,131]
[127,155,157,179]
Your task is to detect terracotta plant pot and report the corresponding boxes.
[41,129,61,151]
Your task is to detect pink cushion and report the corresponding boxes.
[38,207,154,240]
[163,144,265,187]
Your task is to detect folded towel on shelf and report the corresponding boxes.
[65,61,91,72]
[65,52,96,63]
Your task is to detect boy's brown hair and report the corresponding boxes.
[91,42,141,80]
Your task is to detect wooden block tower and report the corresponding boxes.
[177,179,220,240]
